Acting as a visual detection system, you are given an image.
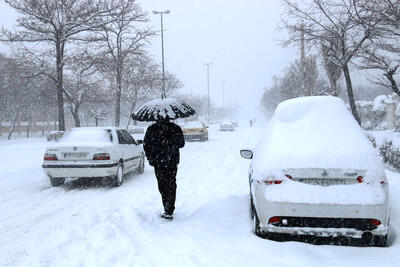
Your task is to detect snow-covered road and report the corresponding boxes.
[1,126,400,267]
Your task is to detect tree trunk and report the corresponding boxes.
[8,106,21,140]
[332,79,338,97]
[126,102,137,129]
[115,70,122,127]
[386,72,400,97]
[56,38,65,131]
[72,110,81,127]
[70,104,81,127]
[26,112,33,138]
[342,64,361,125]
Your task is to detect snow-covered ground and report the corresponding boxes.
[0,125,400,267]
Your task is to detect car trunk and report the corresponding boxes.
[284,168,366,186]
[47,143,107,161]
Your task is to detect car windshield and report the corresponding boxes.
[183,121,203,129]
[60,129,112,143]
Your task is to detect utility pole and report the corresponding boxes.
[220,80,226,116]
[300,22,310,96]
[153,10,171,99]
[203,62,212,121]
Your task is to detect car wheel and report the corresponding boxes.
[136,153,145,174]
[112,163,124,187]
[253,211,262,237]
[250,195,255,219]
[372,234,388,247]
[50,177,65,187]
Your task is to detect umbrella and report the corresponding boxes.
[132,98,196,121]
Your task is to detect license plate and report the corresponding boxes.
[63,152,88,159]
[298,179,347,186]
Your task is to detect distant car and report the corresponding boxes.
[42,127,145,187]
[240,96,389,246]
[220,121,234,131]
[182,120,208,142]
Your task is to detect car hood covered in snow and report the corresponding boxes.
[252,96,385,182]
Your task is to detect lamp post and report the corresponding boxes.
[203,62,212,121]
[220,80,226,112]
[153,10,170,99]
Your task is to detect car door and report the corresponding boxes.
[116,129,131,170]
[122,129,140,169]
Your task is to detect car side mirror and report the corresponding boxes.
[240,149,253,159]
[136,140,143,145]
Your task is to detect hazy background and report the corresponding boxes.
[0,0,299,122]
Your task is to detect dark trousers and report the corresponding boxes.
[154,165,177,215]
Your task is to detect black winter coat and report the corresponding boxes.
[143,121,185,167]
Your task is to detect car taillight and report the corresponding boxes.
[257,179,283,185]
[268,216,281,224]
[44,153,58,161]
[370,219,381,226]
[267,180,283,184]
[285,174,292,179]
[93,153,110,160]
[357,176,363,183]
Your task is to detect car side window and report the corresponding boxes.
[116,130,128,144]
[122,130,136,145]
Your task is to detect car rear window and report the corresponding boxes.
[60,129,112,143]
[183,121,203,129]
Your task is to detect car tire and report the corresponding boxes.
[252,205,263,237]
[372,234,388,247]
[250,195,255,219]
[136,154,145,174]
[112,163,124,187]
[254,212,262,237]
[50,177,65,187]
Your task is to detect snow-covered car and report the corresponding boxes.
[182,120,208,141]
[220,121,234,131]
[42,127,145,187]
[240,96,389,246]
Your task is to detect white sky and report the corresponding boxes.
[0,0,299,121]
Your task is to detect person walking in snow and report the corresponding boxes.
[143,118,185,220]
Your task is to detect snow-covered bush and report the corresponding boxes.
[355,94,399,131]
[379,141,400,172]
[367,131,400,171]
[46,131,64,142]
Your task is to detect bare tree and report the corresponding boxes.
[261,56,328,112]
[0,54,45,139]
[358,0,400,96]
[321,34,342,96]
[123,56,159,128]
[93,0,154,126]
[1,0,121,130]
[63,55,102,127]
[281,0,380,124]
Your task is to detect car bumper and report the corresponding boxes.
[42,162,118,178]
[254,192,389,238]
[184,133,207,140]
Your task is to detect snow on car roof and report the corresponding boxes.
[59,128,113,144]
[253,96,384,179]
[183,121,203,129]
[220,120,233,125]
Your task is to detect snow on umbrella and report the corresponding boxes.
[132,98,196,121]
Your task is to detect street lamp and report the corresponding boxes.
[153,10,171,99]
[203,62,212,121]
[220,80,226,113]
